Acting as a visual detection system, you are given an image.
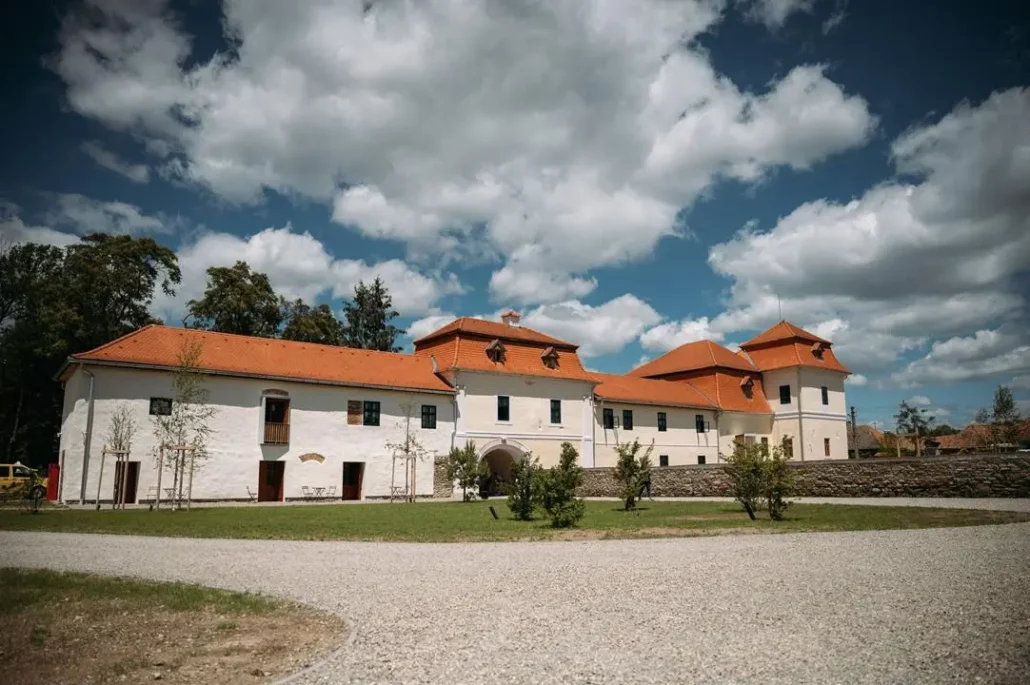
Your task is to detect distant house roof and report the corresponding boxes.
[592,373,718,410]
[629,340,756,377]
[412,317,576,349]
[847,424,883,452]
[68,325,456,394]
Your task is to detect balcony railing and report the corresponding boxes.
[263,422,290,445]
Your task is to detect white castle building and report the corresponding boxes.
[56,311,850,503]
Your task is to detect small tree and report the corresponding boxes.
[762,445,795,520]
[105,404,138,506]
[446,441,485,502]
[384,397,435,502]
[506,454,541,521]
[613,438,653,511]
[152,339,217,509]
[540,442,585,528]
[976,385,1022,451]
[724,442,765,512]
[895,400,935,456]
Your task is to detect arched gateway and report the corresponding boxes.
[476,439,529,498]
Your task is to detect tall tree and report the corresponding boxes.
[975,385,1022,451]
[340,278,403,352]
[187,261,282,337]
[280,299,344,345]
[894,400,935,457]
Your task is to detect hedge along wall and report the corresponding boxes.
[578,454,1030,499]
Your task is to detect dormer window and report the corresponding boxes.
[811,342,826,359]
[486,338,506,363]
[740,376,754,399]
[541,346,559,369]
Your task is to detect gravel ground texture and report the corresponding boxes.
[4,515,1029,684]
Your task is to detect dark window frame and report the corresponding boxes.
[659,454,669,467]
[824,437,831,457]
[622,409,633,431]
[497,396,510,422]
[149,397,172,416]
[550,399,562,425]
[421,404,437,430]
[657,412,667,432]
[695,414,706,433]
[821,385,829,405]
[603,407,614,429]
[698,455,706,465]
[363,400,381,427]
[779,384,791,405]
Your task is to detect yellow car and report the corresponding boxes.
[0,463,48,500]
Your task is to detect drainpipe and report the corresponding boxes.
[714,410,722,462]
[79,365,96,503]
[796,367,805,461]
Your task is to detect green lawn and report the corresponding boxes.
[1,500,1026,542]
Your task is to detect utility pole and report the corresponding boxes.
[850,406,858,460]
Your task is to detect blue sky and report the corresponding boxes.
[2,0,1028,430]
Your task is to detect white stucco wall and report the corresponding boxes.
[760,366,847,461]
[716,412,775,460]
[453,371,596,467]
[58,365,455,503]
[592,403,719,466]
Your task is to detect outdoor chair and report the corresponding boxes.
[325,486,336,498]
[245,486,257,502]
[301,485,313,500]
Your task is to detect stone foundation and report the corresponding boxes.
[579,454,1030,499]
[433,459,454,499]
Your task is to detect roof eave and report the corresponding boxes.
[592,394,717,411]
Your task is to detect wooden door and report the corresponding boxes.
[258,461,285,502]
[341,462,363,500]
[113,461,140,504]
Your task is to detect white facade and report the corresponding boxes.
[763,367,848,460]
[58,364,455,503]
[593,402,720,466]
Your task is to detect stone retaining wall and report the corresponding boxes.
[578,454,1030,498]
[433,459,454,499]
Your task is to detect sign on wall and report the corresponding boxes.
[298,453,326,463]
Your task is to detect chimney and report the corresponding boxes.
[501,309,521,327]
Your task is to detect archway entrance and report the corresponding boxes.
[479,446,524,499]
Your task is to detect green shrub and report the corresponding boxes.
[540,442,585,528]
[613,439,653,511]
[724,442,795,520]
[446,441,485,502]
[763,447,794,521]
[506,454,542,521]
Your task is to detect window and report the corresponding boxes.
[659,455,669,467]
[695,414,706,433]
[697,455,706,465]
[741,378,754,399]
[149,397,172,416]
[541,346,559,370]
[622,409,633,431]
[347,400,362,425]
[263,398,290,445]
[12,465,31,479]
[363,400,380,426]
[779,384,791,405]
[421,404,437,430]
[603,407,614,429]
[783,437,794,458]
[497,396,510,422]
[657,412,667,432]
[821,386,829,405]
[550,399,562,425]
[761,436,769,453]
[486,339,506,363]
[824,437,831,457]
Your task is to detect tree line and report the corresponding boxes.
[0,234,404,468]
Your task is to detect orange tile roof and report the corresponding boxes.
[413,317,576,348]
[629,340,756,377]
[591,373,718,410]
[740,320,830,348]
[416,334,596,382]
[738,342,850,373]
[71,325,455,394]
[640,370,773,414]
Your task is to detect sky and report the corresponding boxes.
[2,0,1028,430]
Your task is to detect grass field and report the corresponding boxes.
[0,568,343,685]
[1,499,1026,542]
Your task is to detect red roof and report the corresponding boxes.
[666,370,773,414]
[738,342,850,374]
[629,340,756,378]
[412,317,576,348]
[740,320,830,348]
[592,373,718,410]
[71,326,455,394]
[415,331,596,382]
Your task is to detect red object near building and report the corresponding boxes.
[47,464,60,501]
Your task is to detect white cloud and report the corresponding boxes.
[698,88,1030,376]
[47,193,173,236]
[521,295,662,358]
[639,316,725,352]
[908,395,931,406]
[891,327,1030,388]
[53,0,875,305]
[80,140,150,183]
[741,0,817,29]
[845,373,868,386]
[1,203,80,247]
[152,226,463,324]
[1011,375,1030,391]
[928,407,951,418]
[405,313,458,342]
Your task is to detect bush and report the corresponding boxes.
[446,441,485,502]
[506,454,542,520]
[724,442,795,520]
[540,442,585,528]
[613,439,653,511]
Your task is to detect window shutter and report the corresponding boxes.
[347,400,362,425]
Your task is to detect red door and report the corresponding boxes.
[341,462,363,500]
[47,464,61,501]
[258,461,285,502]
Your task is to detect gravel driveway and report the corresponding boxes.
[4,520,1030,684]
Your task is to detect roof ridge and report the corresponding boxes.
[73,324,156,359]
[684,379,718,407]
